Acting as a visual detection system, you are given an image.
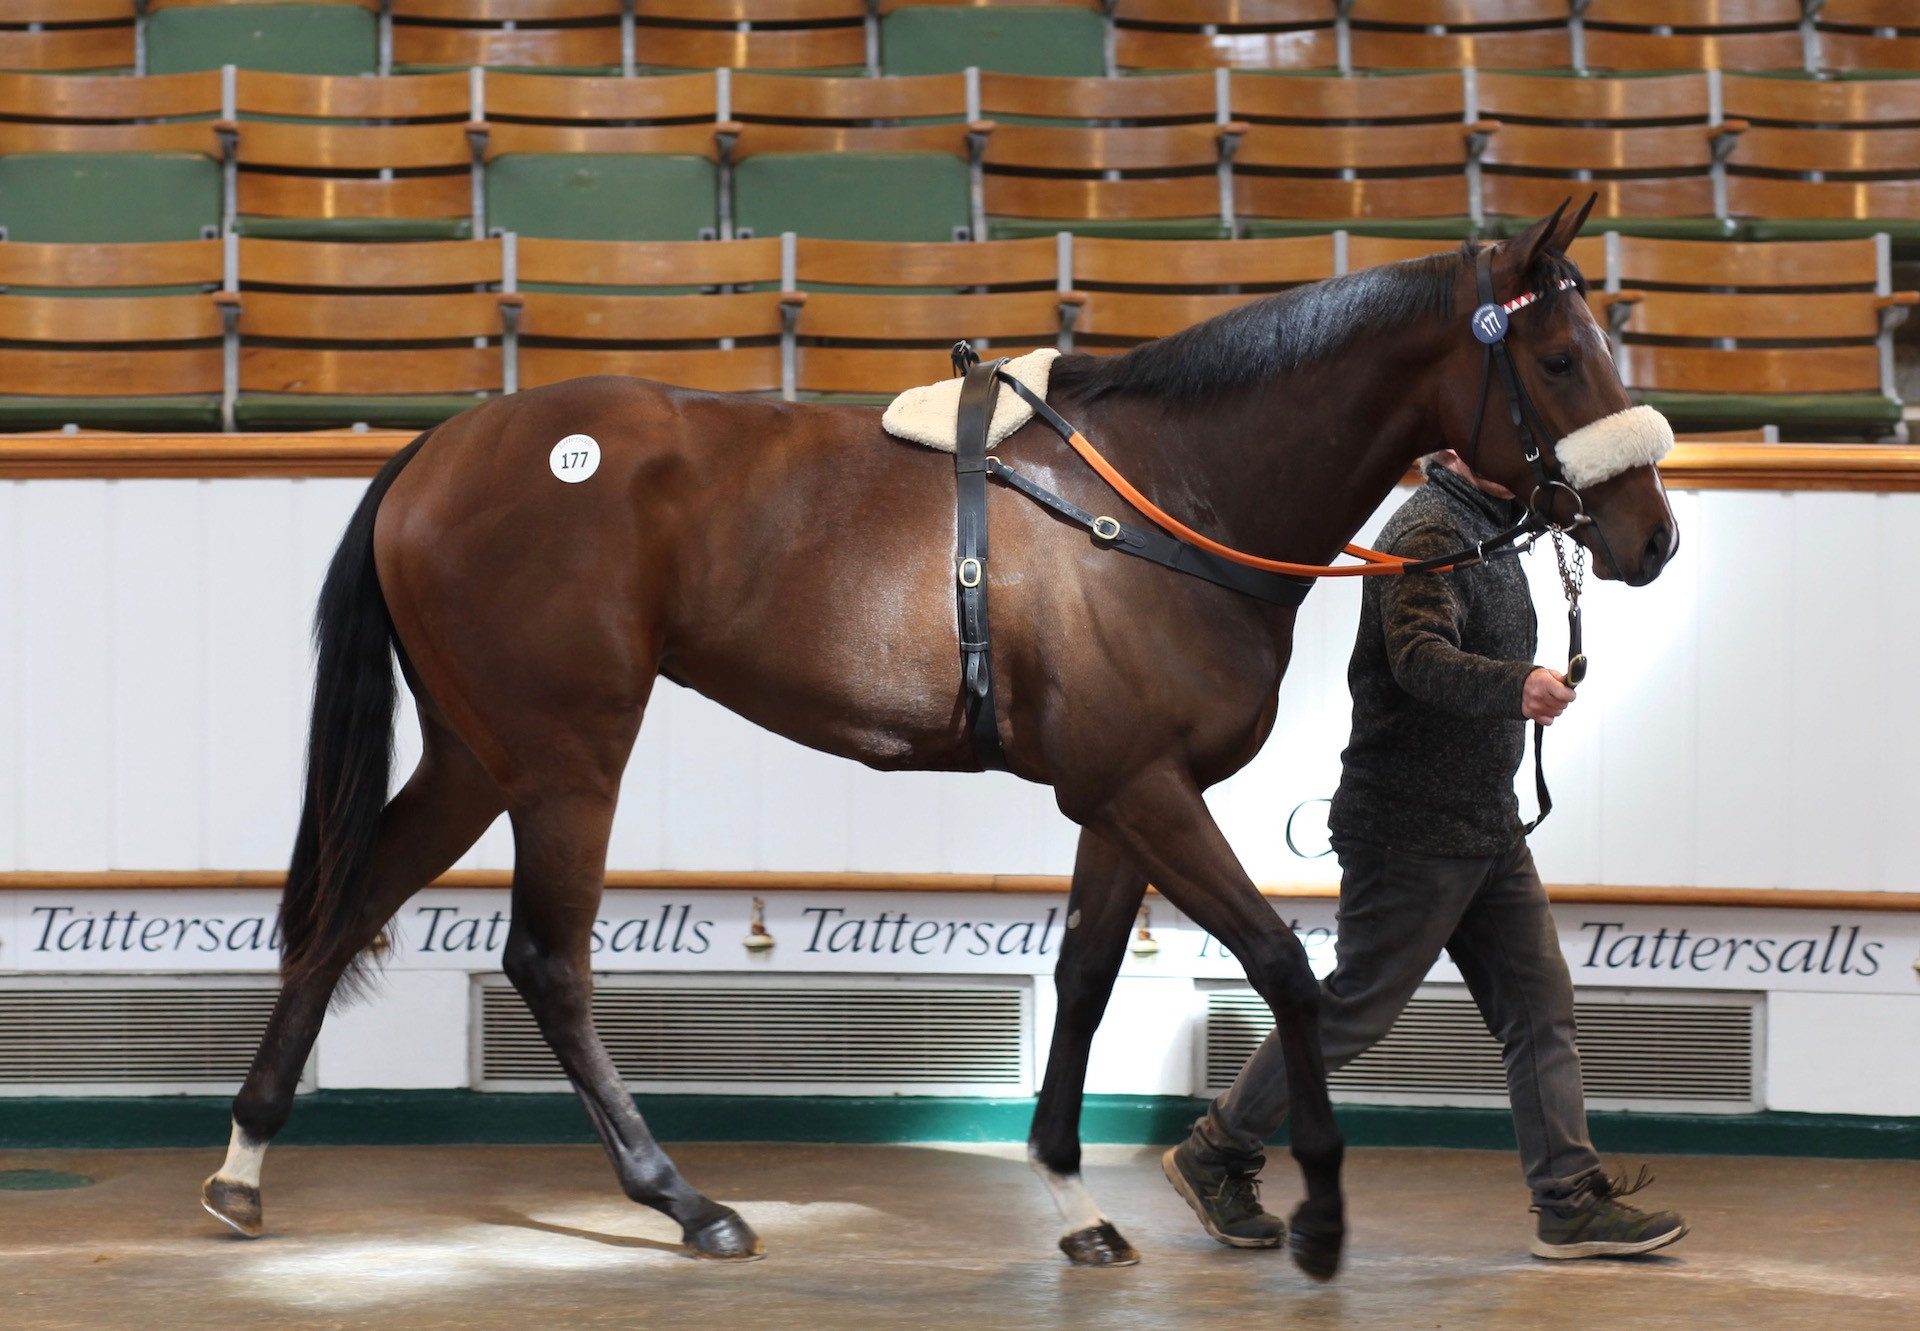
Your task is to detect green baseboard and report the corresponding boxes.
[1,1092,1913,1159]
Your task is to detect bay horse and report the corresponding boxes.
[202,203,1677,1276]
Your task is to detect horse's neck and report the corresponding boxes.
[1075,360,1435,566]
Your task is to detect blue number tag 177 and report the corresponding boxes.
[1470,303,1509,345]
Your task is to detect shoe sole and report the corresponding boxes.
[1530,1224,1688,1260]
[1159,1147,1285,1250]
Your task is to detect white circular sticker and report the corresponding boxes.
[549,433,600,484]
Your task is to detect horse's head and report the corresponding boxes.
[1439,199,1679,586]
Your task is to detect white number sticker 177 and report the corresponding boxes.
[549,433,601,484]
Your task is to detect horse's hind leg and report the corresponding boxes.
[501,785,762,1261]
[1028,828,1147,1266]
[204,715,504,1237]
[1091,767,1345,1282]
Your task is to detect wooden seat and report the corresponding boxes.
[1346,232,1605,273]
[0,1,136,73]
[730,68,964,124]
[1723,69,1920,127]
[231,237,510,427]
[979,73,1237,239]
[1476,72,1740,234]
[0,69,223,148]
[1816,1,1920,74]
[1067,234,1336,344]
[1346,1,1572,71]
[481,68,719,157]
[1723,75,1920,244]
[226,70,479,240]
[1111,0,1340,72]
[392,1,625,71]
[0,237,225,429]
[633,0,870,71]
[1611,233,1885,290]
[0,71,225,241]
[790,235,1068,397]
[513,235,787,393]
[1580,1,1809,72]
[979,71,1219,124]
[1230,71,1476,236]
[1602,233,1916,439]
[726,74,982,240]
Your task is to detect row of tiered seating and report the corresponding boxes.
[3,69,1918,247]
[2,231,1907,438]
[3,2,1916,76]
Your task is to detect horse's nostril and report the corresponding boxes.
[1644,525,1674,574]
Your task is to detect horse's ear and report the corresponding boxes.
[1558,193,1598,249]
[1504,200,1570,277]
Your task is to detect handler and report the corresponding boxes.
[1163,450,1687,1260]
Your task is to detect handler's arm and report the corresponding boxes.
[1378,525,1536,720]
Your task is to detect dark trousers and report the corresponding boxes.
[1195,837,1604,1204]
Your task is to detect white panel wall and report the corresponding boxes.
[315,969,471,1090]
[3,477,1918,897]
[1766,992,1920,1116]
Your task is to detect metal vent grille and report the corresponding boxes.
[0,984,279,1091]
[479,978,1029,1095]
[1205,987,1759,1112]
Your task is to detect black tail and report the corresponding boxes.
[279,430,433,996]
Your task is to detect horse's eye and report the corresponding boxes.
[1542,353,1574,377]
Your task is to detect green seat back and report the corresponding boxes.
[1634,389,1903,439]
[881,8,1106,76]
[487,154,718,240]
[232,215,475,241]
[146,3,378,75]
[0,395,223,431]
[1741,218,1920,258]
[0,154,220,241]
[735,153,969,240]
[233,393,486,430]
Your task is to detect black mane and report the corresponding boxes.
[1051,241,1587,404]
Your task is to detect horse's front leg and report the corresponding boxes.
[1028,827,1148,1266]
[1091,765,1345,1281]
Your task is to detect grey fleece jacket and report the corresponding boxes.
[1326,461,1540,858]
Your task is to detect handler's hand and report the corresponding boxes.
[1522,668,1576,725]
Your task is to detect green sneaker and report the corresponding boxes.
[1531,1167,1688,1260]
[1161,1138,1287,1249]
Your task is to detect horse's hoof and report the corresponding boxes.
[1060,1221,1139,1267]
[1287,1219,1344,1283]
[201,1176,263,1239]
[684,1210,765,1261]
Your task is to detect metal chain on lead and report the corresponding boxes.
[1551,529,1585,605]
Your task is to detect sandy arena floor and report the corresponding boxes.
[1,1142,1915,1331]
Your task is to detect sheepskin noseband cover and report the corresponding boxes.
[1553,404,1674,490]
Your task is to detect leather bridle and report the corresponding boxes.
[1466,245,1592,548]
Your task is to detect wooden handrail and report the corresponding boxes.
[3,870,1916,912]
[4,433,1920,491]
